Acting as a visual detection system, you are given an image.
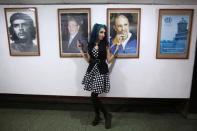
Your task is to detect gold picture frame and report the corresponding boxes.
[58,8,91,57]
[156,9,194,59]
[107,8,141,58]
[4,7,40,56]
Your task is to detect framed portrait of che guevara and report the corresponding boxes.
[4,8,40,56]
[58,8,91,57]
[156,9,194,59]
[107,8,141,58]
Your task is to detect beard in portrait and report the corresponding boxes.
[9,13,38,52]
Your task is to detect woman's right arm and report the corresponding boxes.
[79,50,90,63]
[77,41,90,63]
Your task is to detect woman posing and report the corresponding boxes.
[77,23,120,129]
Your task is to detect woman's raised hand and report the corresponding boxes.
[77,40,83,51]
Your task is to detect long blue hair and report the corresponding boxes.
[88,23,108,53]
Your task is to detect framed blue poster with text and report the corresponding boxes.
[156,9,193,59]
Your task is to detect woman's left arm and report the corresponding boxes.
[106,46,119,64]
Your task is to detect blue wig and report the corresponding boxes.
[88,23,108,48]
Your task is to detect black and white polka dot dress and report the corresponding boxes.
[82,47,110,94]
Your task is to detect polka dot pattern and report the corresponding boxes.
[82,47,110,94]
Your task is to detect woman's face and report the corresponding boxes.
[98,28,106,41]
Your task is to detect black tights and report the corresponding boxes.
[91,92,108,118]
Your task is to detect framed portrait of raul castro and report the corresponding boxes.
[58,8,91,57]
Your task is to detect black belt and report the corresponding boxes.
[90,59,105,63]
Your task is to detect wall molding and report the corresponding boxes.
[0,0,197,5]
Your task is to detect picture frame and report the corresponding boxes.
[58,8,91,57]
[107,8,141,58]
[156,9,194,59]
[4,8,40,56]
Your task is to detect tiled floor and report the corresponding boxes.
[0,108,197,131]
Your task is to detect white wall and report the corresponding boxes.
[0,4,196,98]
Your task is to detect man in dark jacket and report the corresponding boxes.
[62,17,87,53]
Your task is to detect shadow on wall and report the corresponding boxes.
[101,59,127,98]
[74,58,90,96]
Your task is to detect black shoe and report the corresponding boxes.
[105,113,112,129]
[92,116,102,126]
